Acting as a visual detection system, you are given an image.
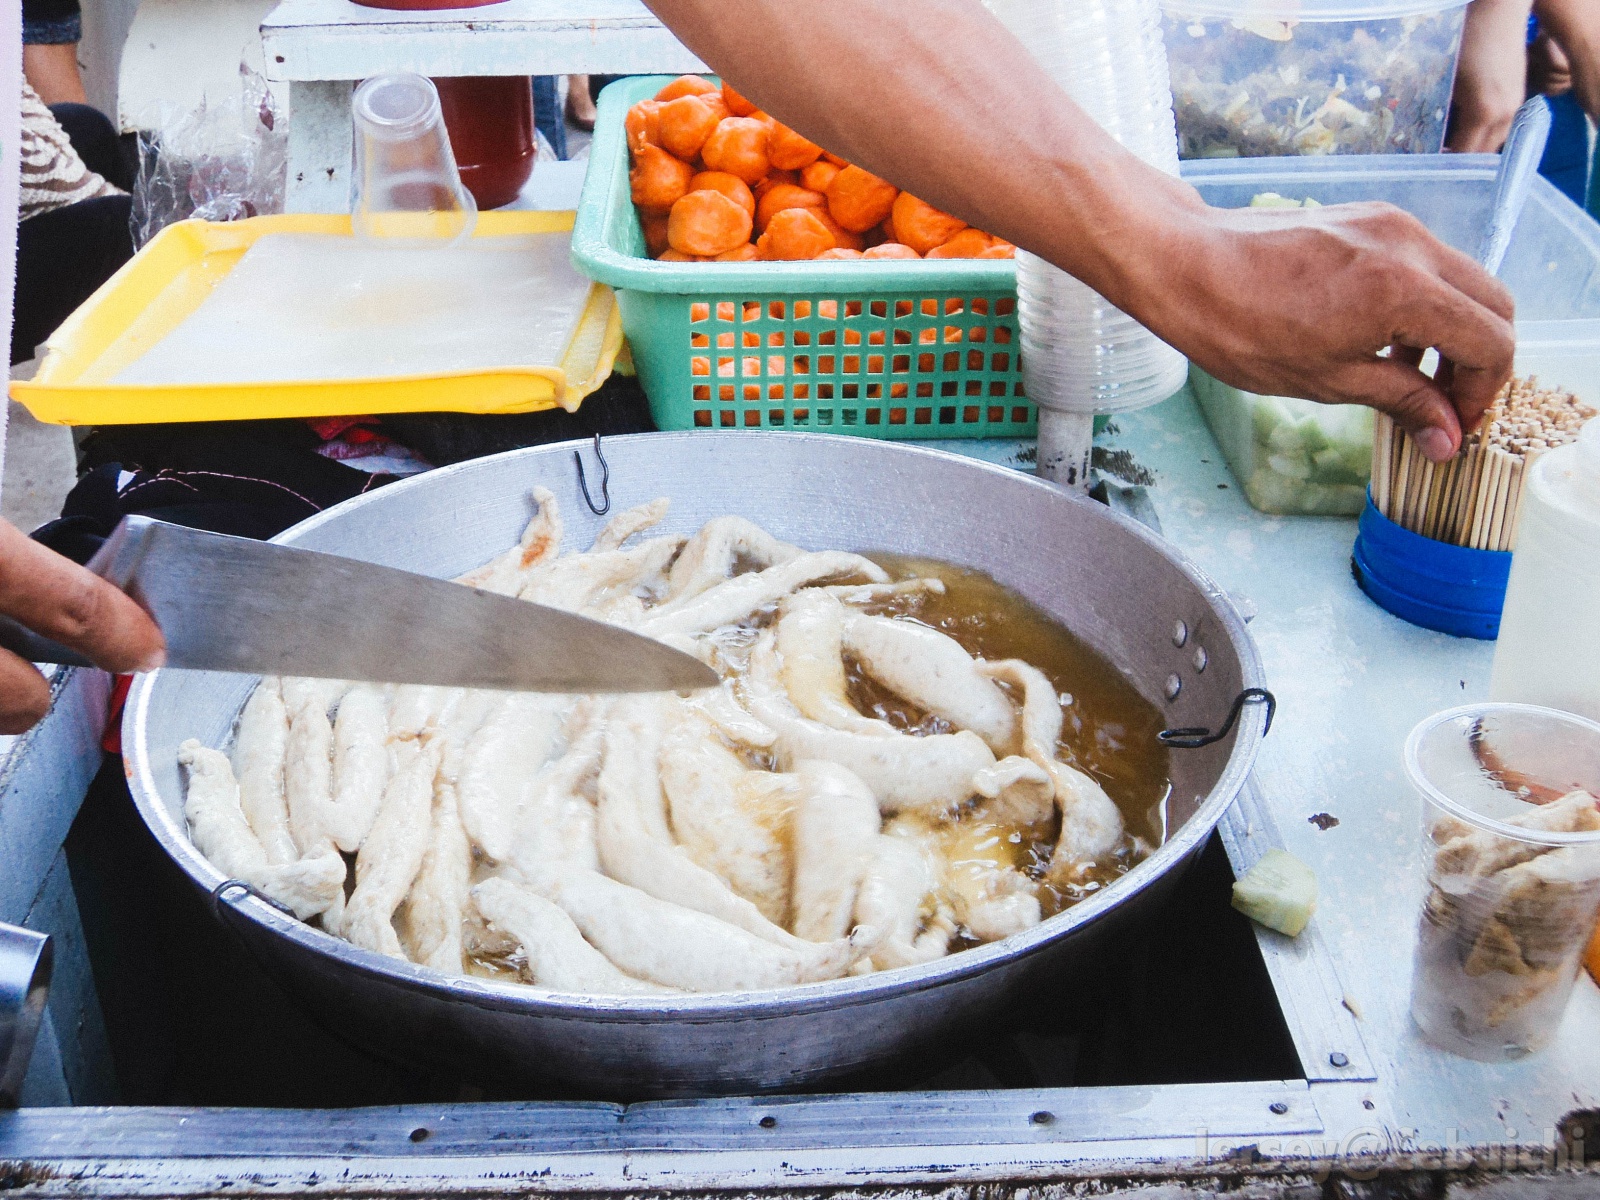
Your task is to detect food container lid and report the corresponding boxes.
[1162,0,1470,21]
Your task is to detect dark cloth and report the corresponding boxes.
[34,374,656,563]
[33,419,400,562]
[13,193,134,364]
[1538,92,1591,209]
[51,102,135,190]
[376,372,653,466]
[22,0,80,44]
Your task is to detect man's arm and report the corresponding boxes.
[1448,0,1535,153]
[1534,0,1600,125]
[644,0,1515,461]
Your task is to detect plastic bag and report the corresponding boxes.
[131,63,287,249]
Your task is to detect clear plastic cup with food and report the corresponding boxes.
[1406,703,1600,1060]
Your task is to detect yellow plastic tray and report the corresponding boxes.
[11,211,624,426]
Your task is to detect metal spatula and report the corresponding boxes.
[0,516,717,693]
[1478,96,1553,276]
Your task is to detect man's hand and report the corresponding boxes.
[0,521,164,734]
[1133,199,1516,461]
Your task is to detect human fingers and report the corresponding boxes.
[1335,358,1464,460]
[1388,280,1514,435]
[0,522,166,673]
[0,649,54,734]
[1426,239,1516,321]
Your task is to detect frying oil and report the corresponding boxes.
[464,552,1174,981]
[861,555,1173,918]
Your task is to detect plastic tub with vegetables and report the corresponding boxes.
[1161,0,1470,158]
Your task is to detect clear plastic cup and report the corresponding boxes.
[985,0,1189,415]
[1405,703,1600,1060]
[351,73,478,244]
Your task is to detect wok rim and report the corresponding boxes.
[124,431,1266,1023]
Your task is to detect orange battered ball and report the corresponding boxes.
[799,160,841,194]
[715,243,761,262]
[815,247,864,260]
[639,209,671,257]
[722,81,758,117]
[862,242,921,260]
[890,193,968,256]
[668,190,754,257]
[654,75,719,103]
[826,165,899,233]
[812,208,866,252]
[767,122,824,171]
[700,117,771,185]
[657,95,721,161]
[625,100,662,153]
[753,169,800,201]
[755,183,828,235]
[689,171,756,220]
[925,228,996,258]
[757,208,837,260]
[630,143,695,212]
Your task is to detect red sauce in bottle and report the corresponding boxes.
[432,76,536,211]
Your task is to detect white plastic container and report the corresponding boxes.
[1161,0,1471,158]
[1192,366,1372,515]
[1489,419,1600,724]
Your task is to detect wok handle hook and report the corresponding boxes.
[209,878,297,922]
[1159,687,1276,749]
[574,433,611,516]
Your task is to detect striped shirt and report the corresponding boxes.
[20,79,121,220]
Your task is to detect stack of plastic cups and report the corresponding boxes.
[986,0,1190,487]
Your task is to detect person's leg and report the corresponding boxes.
[22,0,87,105]
[50,103,134,191]
[532,76,568,161]
[22,44,87,105]
[13,195,135,364]
[566,74,597,131]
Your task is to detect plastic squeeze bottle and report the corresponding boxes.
[1489,417,1600,722]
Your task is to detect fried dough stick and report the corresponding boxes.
[980,659,1123,880]
[526,868,864,992]
[180,740,344,920]
[597,696,811,948]
[345,741,441,959]
[232,677,298,866]
[473,877,676,994]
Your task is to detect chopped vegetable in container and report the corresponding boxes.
[1162,3,1469,158]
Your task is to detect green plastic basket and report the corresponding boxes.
[571,77,1036,438]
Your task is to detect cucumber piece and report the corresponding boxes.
[1266,419,1305,456]
[1232,849,1317,937]
[1250,395,1284,443]
[1296,415,1332,455]
[1267,452,1312,481]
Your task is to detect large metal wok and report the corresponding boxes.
[124,433,1267,1096]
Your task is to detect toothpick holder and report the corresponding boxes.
[1351,494,1513,640]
